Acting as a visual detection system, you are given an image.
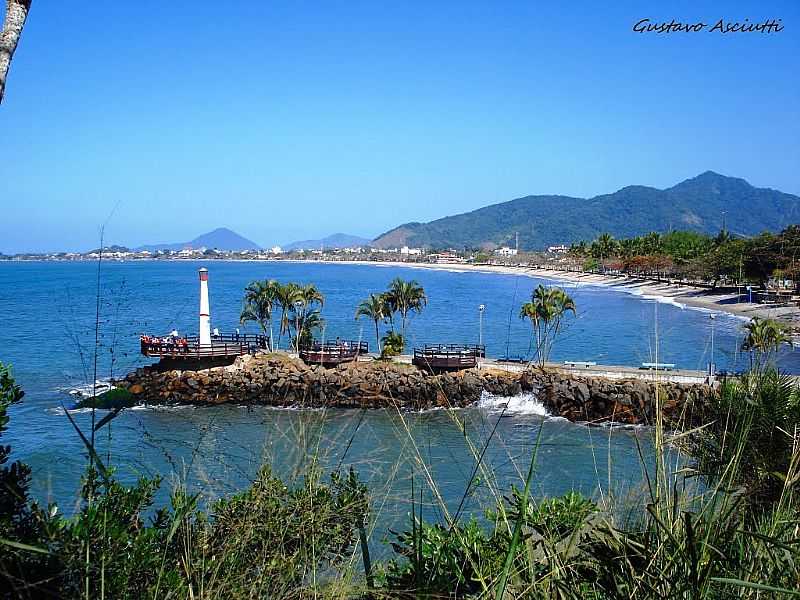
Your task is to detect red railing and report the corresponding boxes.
[412,344,485,371]
[140,334,269,359]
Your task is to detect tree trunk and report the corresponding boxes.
[0,0,31,104]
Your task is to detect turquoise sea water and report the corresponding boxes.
[1,261,797,543]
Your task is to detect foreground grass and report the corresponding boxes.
[2,360,800,598]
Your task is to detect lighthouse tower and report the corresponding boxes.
[198,267,211,346]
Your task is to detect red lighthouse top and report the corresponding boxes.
[199,267,208,281]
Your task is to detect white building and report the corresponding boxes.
[494,247,518,257]
[270,246,284,255]
[400,246,423,256]
[547,244,569,254]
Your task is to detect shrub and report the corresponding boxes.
[381,331,405,358]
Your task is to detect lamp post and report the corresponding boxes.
[478,303,486,346]
[478,304,486,368]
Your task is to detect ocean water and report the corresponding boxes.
[1,260,797,541]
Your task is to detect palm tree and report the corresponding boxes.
[741,317,792,371]
[297,283,325,312]
[293,283,325,350]
[386,278,427,336]
[380,292,397,332]
[355,294,386,352]
[520,285,576,367]
[239,279,278,350]
[297,308,325,349]
[274,282,302,350]
[592,233,618,272]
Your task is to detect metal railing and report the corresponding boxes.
[412,344,485,370]
[140,334,269,359]
[299,339,369,365]
[418,344,486,358]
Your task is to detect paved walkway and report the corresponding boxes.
[353,353,713,385]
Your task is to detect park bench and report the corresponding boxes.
[640,362,676,371]
[564,361,597,368]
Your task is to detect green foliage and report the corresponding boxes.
[355,293,387,351]
[582,257,599,271]
[691,368,800,503]
[382,490,599,598]
[741,317,793,370]
[571,224,800,290]
[75,386,135,410]
[507,489,598,539]
[243,280,326,351]
[240,279,279,348]
[382,517,503,596]
[386,277,427,335]
[520,285,576,367]
[190,465,366,596]
[357,279,427,351]
[381,331,405,358]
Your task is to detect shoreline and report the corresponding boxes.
[308,259,800,329]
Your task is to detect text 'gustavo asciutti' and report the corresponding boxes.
[633,18,783,34]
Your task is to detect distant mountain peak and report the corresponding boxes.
[135,228,261,252]
[282,233,372,251]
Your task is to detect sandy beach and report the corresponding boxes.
[312,259,800,331]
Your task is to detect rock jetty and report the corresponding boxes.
[115,353,715,426]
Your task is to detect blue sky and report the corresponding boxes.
[1,1,798,253]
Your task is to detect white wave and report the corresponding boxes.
[475,390,549,416]
[637,293,687,309]
[46,406,105,416]
[130,404,196,412]
[63,379,116,398]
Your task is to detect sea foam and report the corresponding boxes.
[475,390,549,416]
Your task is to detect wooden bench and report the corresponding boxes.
[640,362,676,371]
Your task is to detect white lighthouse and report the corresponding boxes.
[198,267,211,346]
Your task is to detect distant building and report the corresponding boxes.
[494,247,518,256]
[400,246,423,256]
[428,252,464,264]
[270,246,283,255]
[547,244,569,254]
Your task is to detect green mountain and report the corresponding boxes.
[372,172,800,250]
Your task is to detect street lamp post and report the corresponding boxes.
[478,304,486,368]
[478,304,485,347]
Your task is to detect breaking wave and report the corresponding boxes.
[475,390,548,416]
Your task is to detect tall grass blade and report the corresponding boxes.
[495,421,544,600]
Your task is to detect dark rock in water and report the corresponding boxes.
[115,353,716,426]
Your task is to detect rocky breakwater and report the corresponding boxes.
[117,354,715,425]
[527,370,715,426]
[119,353,524,410]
